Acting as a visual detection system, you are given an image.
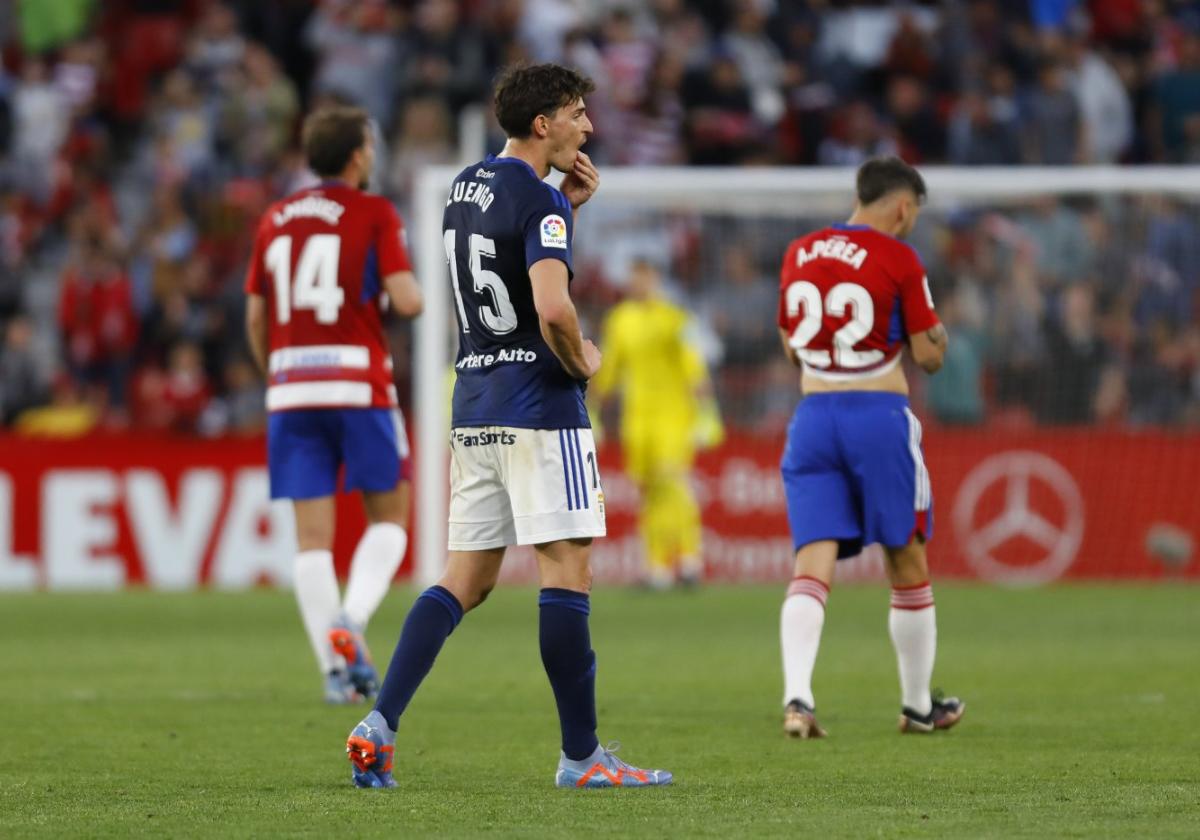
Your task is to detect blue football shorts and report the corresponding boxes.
[780,391,932,559]
[267,407,411,500]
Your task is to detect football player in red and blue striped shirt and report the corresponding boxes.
[776,157,965,738]
[244,106,423,705]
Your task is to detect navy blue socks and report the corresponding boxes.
[373,584,599,761]
[538,588,600,761]
[374,586,464,731]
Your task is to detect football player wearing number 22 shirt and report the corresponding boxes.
[776,157,965,740]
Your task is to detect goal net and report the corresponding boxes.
[411,166,1200,587]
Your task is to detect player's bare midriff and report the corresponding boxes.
[801,360,909,396]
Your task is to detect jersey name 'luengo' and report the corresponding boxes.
[443,154,588,430]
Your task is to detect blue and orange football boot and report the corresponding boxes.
[346,710,397,788]
[555,742,672,788]
[329,617,378,701]
[324,669,361,705]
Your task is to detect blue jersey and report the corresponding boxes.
[443,155,588,430]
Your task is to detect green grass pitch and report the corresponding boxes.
[1,584,1197,838]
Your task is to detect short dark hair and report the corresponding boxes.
[856,156,927,206]
[493,63,595,139]
[302,106,370,177]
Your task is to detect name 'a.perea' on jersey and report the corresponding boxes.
[794,237,869,271]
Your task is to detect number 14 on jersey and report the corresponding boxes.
[265,234,345,325]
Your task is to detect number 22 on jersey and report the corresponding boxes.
[785,280,884,370]
[264,234,344,325]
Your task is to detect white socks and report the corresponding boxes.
[780,576,829,708]
[342,523,408,628]
[782,577,939,716]
[889,582,936,716]
[293,549,341,674]
[294,524,408,676]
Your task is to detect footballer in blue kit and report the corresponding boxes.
[444,152,588,431]
[345,63,671,790]
[775,157,965,739]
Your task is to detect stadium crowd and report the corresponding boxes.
[0,0,1198,433]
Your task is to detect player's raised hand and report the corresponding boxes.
[581,338,602,379]
[561,152,599,209]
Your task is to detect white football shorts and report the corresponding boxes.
[447,426,606,550]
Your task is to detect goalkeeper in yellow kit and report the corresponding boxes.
[593,259,723,588]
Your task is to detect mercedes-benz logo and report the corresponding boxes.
[952,451,1085,586]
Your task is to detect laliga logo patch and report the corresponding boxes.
[540,214,567,249]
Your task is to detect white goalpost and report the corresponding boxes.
[411,165,1200,587]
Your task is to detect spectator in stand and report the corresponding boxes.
[0,65,12,157]
[11,372,100,437]
[1038,283,1107,424]
[399,0,490,116]
[1144,197,1200,298]
[1024,57,1084,164]
[153,69,215,183]
[0,314,49,424]
[199,354,265,436]
[885,11,936,82]
[1021,196,1090,290]
[1064,30,1133,162]
[136,340,211,433]
[184,2,245,96]
[11,57,70,202]
[104,0,190,128]
[130,184,197,311]
[138,288,197,368]
[218,43,300,176]
[949,90,1007,166]
[775,13,837,165]
[54,37,104,119]
[618,49,688,165]
[1127,319,1190,425]
[1080,201,1135,309]
[1127,198,1200,333]
[599,6,657,128]
[653,0,712,68]
[58,240,138,413]
[305,0,404,128]
[723,0,786,127]
[516,0,587,63]
[977,215,1046,418]
[1149,27,1200,162]
[818,101,898,166]
[682,48,760,165]
[705,241,778,367]
[0,190,28,321]
[886,75,945,163]
[386,96,456,213]
[927,281,988,426]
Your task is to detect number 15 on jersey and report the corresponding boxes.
[444,228,518,335]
